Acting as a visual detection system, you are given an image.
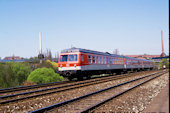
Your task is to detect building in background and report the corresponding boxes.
[125,55,161,59]
[0,56,25,62]
[3,56,23,60]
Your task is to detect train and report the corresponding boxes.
[58,47,154,80]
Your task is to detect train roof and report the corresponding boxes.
[61,47,152,62]
[61,47,121,57]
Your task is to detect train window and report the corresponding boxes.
[81,54,84,61]
[60,55,68,62]
[97,56,99,64]
[107,57,109,64]
[93,56,95,63]
[88,55,92,63]
[100,57,102,64]
[103,57,106,64]
[110,58,112,64]
[68,54,77,61]
[112,58,114,64]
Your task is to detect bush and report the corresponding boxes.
[27,68,63,84]
[11,62,31,85]
[158,59,169,69]
[0,62,31,88]
[46,60,58,71]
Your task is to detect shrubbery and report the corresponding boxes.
[158,59,169,69]
[0,63,31,88]
[37,60,58,72]
[27,67,63,84]
[0,60,62,88]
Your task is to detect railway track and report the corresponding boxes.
[0,80,72,94]
[29,70,168,113]
[0,70,157,105]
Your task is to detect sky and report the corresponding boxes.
[0,0,169,59]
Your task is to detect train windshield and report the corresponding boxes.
[60,55,68,62]
[60,54,77,62]
[68,54,77,61]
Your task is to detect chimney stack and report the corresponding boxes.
[160,30,166,57]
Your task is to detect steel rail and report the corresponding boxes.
[0,70,144,99]
[0,80,72,94]
[0,71,123,94]
[79,71,167,113]
[29,71,167,113]
[0,71,145,104]
[0,70,155,94]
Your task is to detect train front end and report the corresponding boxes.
[58,49,82,79]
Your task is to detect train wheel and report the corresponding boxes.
[68,76,73,81]
[77,76,83,81]
[86,75,91,79]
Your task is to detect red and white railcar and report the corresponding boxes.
[58,48,153,80]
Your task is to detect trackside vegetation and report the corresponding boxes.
[158,58,169,69]
[0,62,31,88]
[0,60,63,88]
[27,67,63,84]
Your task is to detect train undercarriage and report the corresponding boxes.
[59,67,154,80]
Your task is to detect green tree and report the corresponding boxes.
[27,68,63,84]
[0,63,31,88]
[11,62,31,85]
[0,63,14,88]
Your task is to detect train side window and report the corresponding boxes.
[88,55,92,63]
[103,57,105,64]
[96,56,99,64]
[93,56,95,63]
[110,58,112,64]
[107,57,109,64]
[100,57,102,64]
[81,54,84,61]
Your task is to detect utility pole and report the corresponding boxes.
[39,32,42,55]
[38,32,44,63]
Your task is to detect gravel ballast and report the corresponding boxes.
[0,71,166,113]
[90,72,169,112]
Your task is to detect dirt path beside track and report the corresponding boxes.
[143,83,169,113]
